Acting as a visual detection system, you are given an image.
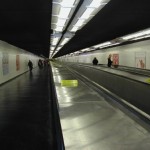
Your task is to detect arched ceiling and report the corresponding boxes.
[0,0,150,58]
[54,0,150,57]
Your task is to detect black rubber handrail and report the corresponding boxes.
[48,66,65,150]
[73,63,150,77]
[98,64,150,77]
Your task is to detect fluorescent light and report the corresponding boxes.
[55,26,64,32]
[89,0,103,8]
[67,0,111,34]
[53,38,59,42]
[56,18,67,26]
[59,7,72,19]
[133,32,145,37]
[80,8,95,19]
[99,42,120,48]
[50,47,55,50]
[52,38,59,45]
[74,19,85,26]
[93,42,111,48]
[100,42,111,46]
[93,42,110,48]
[122,35,135,40]
[143,30,150,34]
[132,37,143,41]
[142,34,150,38]
[102,42,120,48]
[80,48,89,52]
[70,26,79,32]
[60,38,70,45]
[53,50,59,55]
[93,45,100,48]
[56,47,62,51]
[132,35,150,41]
[122,29,150,40]
[61,0,76,7]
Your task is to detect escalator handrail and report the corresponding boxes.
[48,66,65,150]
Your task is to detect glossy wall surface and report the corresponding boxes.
[58,39,150,70]
[0,40,40,85]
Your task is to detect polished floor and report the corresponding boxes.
[0,68,54,150]
[51,62,150,150]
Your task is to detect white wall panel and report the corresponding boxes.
[58,39,150,70]
[0,40,41,85]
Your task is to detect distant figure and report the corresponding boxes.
[139,59,145,69]
[92,57,98,65]
[107,54,113,67]
[28,60,33,71]
[44,60,47,67]
[38,59,43,69]
[47,60,50,66]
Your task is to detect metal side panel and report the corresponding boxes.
[68,64,150,115]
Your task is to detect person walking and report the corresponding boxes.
[28,60,33,71]
[107,54,113,67]
[38,59,43,69]
[92,57,98,65]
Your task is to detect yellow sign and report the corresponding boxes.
[61,80,78,87]
[145,78,150,84]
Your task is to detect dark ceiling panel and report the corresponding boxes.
[0,0,52,57]
[54,0,150,57]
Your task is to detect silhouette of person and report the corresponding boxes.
[28,60,33,71]
[107,54,113,67]
[139,59,145,69]
[38,59,43,69]
[92,57,98,65]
